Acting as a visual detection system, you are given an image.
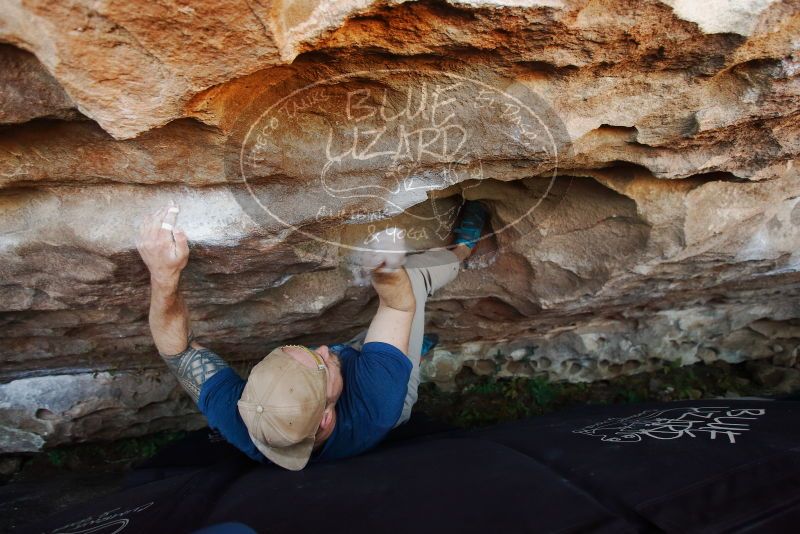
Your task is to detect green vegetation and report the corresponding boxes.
[45,450,67,468]
[416,360,764,428]
[38,431,187,471]
[6,359,784,481]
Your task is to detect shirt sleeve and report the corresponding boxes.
[349,341,413,427]
[197,367,266,463]
[315,341,413,462]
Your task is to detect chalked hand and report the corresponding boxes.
[363,227,407,273]
[136,202,189,286]
[349,227,408,286]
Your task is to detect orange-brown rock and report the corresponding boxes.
[0,44,76,124]
[1,0,799,452]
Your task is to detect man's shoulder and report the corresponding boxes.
[196,367,266,464]
[345,341,412,372]
[198,367,245,409]
[317,342,411,462]
[339,341,412,398]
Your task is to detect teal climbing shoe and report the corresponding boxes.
[421,333,439,357]
[452,200,489,250]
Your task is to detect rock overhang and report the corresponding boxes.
[0,0,799,452]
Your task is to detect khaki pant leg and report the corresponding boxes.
[394,249,460,427]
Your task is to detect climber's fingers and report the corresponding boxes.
[135,205,190,276]
[159,202,180,238]
[139,206,165,246]
[153,206,168,236]
[173,227,189,260]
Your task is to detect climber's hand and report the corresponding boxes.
[371,268,416,313]
[136,204,189,286]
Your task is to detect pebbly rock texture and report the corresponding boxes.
[1,0,800,452]
[0,371,205,452]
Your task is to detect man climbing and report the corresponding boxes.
[136,200,488,470]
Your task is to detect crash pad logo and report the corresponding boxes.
[48,502,154,534]
[573,406,766,444]
[228,68,569,254]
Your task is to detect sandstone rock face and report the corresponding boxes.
[1,0,799,452]
[0,44,76,124]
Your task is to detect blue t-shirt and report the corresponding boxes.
[197,341,412,464]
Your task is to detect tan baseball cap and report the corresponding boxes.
[237,345,327,471]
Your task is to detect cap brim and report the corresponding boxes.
[248,430,315,471]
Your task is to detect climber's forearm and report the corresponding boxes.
[148,276,191,356]
[364,268,416,354]
[137,206,228,405]
[150,277,230,404]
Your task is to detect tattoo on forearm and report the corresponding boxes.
[161,346,229,403]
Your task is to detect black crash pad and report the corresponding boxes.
[475,399,800,533]
[25,399,800,534]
